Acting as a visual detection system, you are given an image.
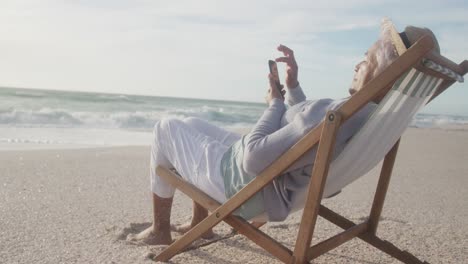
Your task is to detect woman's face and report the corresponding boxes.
[349,41,381,95]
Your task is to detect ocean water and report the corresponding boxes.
[0,87,264,149]
[1,87,467,149]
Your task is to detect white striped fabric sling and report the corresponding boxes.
[321,62,464,198]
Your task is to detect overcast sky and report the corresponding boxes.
[1,0,467,115]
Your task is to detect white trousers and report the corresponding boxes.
[150,117,241,203]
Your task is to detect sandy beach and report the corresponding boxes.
[1,127,467,263]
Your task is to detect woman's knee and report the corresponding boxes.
[182,117,202,127]
[154,117,182,130]
[153,117,183,140]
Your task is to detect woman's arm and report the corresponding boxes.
[275,45,306,106]
[243,99,333,175]
[243,99,376,175]
[286,84,306,106]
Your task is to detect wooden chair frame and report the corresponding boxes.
[153,35,468,263]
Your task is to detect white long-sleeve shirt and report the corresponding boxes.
[221,85,377,221]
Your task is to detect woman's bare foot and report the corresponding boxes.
[128,194,173,245]
[127,225,173,245]
[169,201,215,239]
[171,222,215,239]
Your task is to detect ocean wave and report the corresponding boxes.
[7,88,466,131]
[411,114,468,128]
[2,107,467,131]
[170,106,259,125]
[0,137,68,145]
[53,93,145,105]
[0,106,261,130]
[0,108,83,127]
[13,91,45,98]
[109,112,159,129]
[92,94,144,104]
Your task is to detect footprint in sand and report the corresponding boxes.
[113,222,153,242]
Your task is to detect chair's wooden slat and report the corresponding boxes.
[307,222,369,260]
[157,167,219,211]
[155,167,294,263]
[293,111,342,264]
[368,139,401,234]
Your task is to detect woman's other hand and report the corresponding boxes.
[275,44,299,89]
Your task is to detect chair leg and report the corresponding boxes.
[368,139,401,235]
[319,205,429,264]
[155,166,294,263]
[292,111,342,264]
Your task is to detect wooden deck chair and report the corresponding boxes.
[153,29,468,263]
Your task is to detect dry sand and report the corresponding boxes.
[1,127,467,263]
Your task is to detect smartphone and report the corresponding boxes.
[268,60,283,98]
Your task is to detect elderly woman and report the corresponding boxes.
[128,19,439,245]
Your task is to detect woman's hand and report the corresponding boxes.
[275,44,299,89]
[265,73,286,105]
